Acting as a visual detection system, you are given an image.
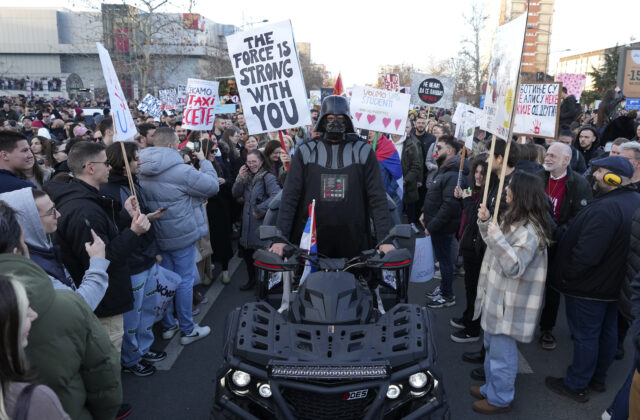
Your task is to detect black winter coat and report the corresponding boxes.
[537,167,592,229]
[553,187,640,301]
[100,173,158,275]
[45,177,137,317]
[422,156,462,234]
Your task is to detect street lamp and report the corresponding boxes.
[239,19,268,29]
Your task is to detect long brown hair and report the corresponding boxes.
[220,128,240,159]
[500,171,552,247]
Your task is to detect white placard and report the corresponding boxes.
[227,20,311,134]
[480,13,527,140]
[159,88,178,110]
[513,83,561,139]
[349,86,411,135]
[137,94,163,118]
[410,73,455,109]
[453,103,482,150]
[96,42,137,142]
[181,78,219,131]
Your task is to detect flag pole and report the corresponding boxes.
[277,130,290,170]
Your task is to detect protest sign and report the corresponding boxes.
[625,98,640,110]
[452,103,482,149]
[226,20,311,134]
[159,88,178,110]
[177,84,186,99]
[621,48,640,99]
[182,78,219,131]
[309,90,321,106]
[555,73,586,100]
[410,73,455,109]
[349,86,411,136]
[383,73,400,92]
[137,94,163,118]
[215,104,237,114]
[320,88,334,103]
[513,82,561,139]
[480,13,527,140]
[96,42,136,141]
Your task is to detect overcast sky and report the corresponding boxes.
[9,0,640,86]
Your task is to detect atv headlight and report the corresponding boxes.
[231,370,251,388]
[386,384,401,399]
[409,372,428,389]
[258,383,272,398]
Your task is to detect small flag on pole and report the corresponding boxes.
[333,73,344,96]
[299,200,318,284]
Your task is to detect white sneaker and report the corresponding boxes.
[161,323,179,340]
[180,324,211,345]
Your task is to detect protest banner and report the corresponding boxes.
[226,20,311,135]
[309,90,321,106]
[410,73,455,109]
[215,104,237,114]
[182,78,219,131]
[383,73,400,92]
[96,42,136,142]
[555,73,586,101]
[159,88,178,110]
[513,82,561,139]
[625,98,640,110]
[480,13,527,140]
[137,94,163,118]
[452,103,482,150]
[349,86,411,136]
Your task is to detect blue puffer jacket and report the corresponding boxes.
[138,147,219,251]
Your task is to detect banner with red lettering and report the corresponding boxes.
[512,82,561,139]
[182,78,219,131]
[96,42,136,142]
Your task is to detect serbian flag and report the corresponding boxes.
[299,200,318,285]
[333,73,344,96]
[373,134,403,203]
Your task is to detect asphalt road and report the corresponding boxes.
[122,259,633,420]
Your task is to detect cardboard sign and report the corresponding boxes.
[622,49,640,99]
[226,20,311,134]
[159,88,178,110]
[349,86,411,135]
[410,73,455,109]
[452,103,482,149]
[137,94,163,118]
[96,42,136,142]
[555,73,586,100]
[383,73,400,92]
[513,83,561,139]
[480,13,527,140]
[182,78,219,131]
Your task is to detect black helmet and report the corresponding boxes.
[314,95,355,133]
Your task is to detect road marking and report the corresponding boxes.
[518,350,533,374]
[155,256,242,371]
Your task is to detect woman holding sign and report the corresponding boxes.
[471,171,550,414]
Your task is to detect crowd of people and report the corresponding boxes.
[0,84,639,419]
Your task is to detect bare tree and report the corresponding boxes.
[298,50,325,92]
[459,2,489,106]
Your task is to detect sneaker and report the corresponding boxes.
[192,307,200,316]
[545,376,589,403]
[451,328,480,343]
[540,330,557,350]
[427,295,456,308]
[220,271,231,285]
[161,323,179,340]
[425,286,441,298]
[180,324,211,345]
[462,349,485,364]
[450,317,465,329]
[470,367,486,381]
[472,399,511,415]
[142,350,167,363]
[602,409,612,420]
[122,361,156,377]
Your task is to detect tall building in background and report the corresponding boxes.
[499,0,555,79]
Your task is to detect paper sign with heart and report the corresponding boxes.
[367,114,376,124]
[355,112,363,121]
[382,117,391,128]
[394,119,402,130]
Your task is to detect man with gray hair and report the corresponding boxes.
[537,141,592,350]
[619,141,640,186]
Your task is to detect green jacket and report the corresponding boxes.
[400,137,423,204]
[0,254,122,420]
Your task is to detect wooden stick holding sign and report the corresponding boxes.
[278,130,290,170]
[456,146,467,188]
[481,135,497,207]
[118,139,138,210]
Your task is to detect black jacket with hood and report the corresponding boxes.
[45,176,138,317]
[422,155,463,234]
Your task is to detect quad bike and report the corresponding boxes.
[212,225,449,420]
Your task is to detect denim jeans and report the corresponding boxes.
[430,232,455,298]
[160,245,196,335]
[480,332,518,407]
[121,264,159,367]
[608,366,634,420]
[564,295,618,390]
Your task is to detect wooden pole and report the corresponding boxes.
[119,141,139,211]
[481,135,497,207]
[491,139,513,223]
[277,130,290,170]
[457,146,467,188]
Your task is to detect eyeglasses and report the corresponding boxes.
[39,206,58,218]
[82,160,110,168]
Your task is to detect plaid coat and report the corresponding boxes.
[473,219,548,343]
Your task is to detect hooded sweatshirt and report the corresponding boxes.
[0,187,109,310]
[138,146,219,251]
[0,254,122,420]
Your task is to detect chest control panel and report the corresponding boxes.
[321,174,347,201]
